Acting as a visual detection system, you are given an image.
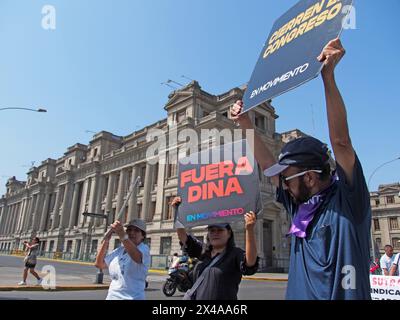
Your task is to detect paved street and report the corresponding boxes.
[0,254,287,300]
[0,280,286,300]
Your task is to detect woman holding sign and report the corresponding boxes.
[171,197,258,300]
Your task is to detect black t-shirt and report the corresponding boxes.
[183,234,259,300]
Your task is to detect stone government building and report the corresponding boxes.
[0,81,295,272]
[370,183,400,256]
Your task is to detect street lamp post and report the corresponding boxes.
[0,107,47,112]
[368,156,400,262]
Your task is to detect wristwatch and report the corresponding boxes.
[121,234,129,241]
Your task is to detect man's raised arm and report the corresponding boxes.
[231,101,279,186]
[318,38,355,185]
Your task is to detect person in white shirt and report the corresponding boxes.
[389,253,400,276]
[95,219,150,300]
[380,245,395,276]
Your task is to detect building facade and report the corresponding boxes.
[370,183,400,255]
[0,81,292,271]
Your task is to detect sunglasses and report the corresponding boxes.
[280,169,322,185]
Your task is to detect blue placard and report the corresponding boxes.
[243,0,353,111]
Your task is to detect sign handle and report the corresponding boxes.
[102,176,142,241]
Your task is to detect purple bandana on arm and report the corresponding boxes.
[287,177,337,238]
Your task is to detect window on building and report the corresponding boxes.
[160,237,172,255]
[68,159,72,165]
[66,240,73,253]
[387,196,395,204]
[114,174,120,196]
[140,167,146,186]
[103,177,109,199]
[153,164,159,186]
[376,238,382,250]
[165,196,174,220]
[93,148,98,157]
[123,206,128,224]
[373,219,380,231]
[91,240,98,254]
[375,199,380,206]
[168,164,177,178]
[392,238,400,250]
[47,218,53,230]
[176,109,186,123]
[126,169,133,192]
[49,240,55,253]
[254,113,266,131]
[149,201,156,221]
[86,179,92,203]
[389,217,399,230]
[137,204,143,220]
[59,185,65,205]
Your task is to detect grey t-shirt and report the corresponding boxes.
[26,243,39,264]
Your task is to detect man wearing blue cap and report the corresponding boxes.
[232,39,371,300]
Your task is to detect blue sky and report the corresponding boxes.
[0,0,399,195]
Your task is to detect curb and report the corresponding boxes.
[243,276,288,282]
[0,285,110,292]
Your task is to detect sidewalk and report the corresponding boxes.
[0,254,287,291]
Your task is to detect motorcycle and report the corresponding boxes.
[162,260,193,297]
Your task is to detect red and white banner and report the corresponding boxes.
[370,275,400,300]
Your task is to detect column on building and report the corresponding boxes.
[78,179,90,226]
[32,193,44,232]
[127,166,139,222]
[39,187,52,232]
[88,174,100,225]
[9,204,18,235]
[141,163,153,222]
[59,181,73,229]
[4,204,13,235]
[382,217,391,245]
[153,154,166,222]
[27,195,39,232]
[104,173,116,224]
[16,198,27,233]
[51,188,62,230]
[0,204,6,234]
[68,182,81,229]
[116,169,128,222]
[22,197,33,233]
[94,175,105,227]
[11,202,21,234]
[1,204,9,235]
[8,204,18,235]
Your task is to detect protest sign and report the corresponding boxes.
[370,275,400,300]
[176,140,262,228]
[243,0,353,111]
